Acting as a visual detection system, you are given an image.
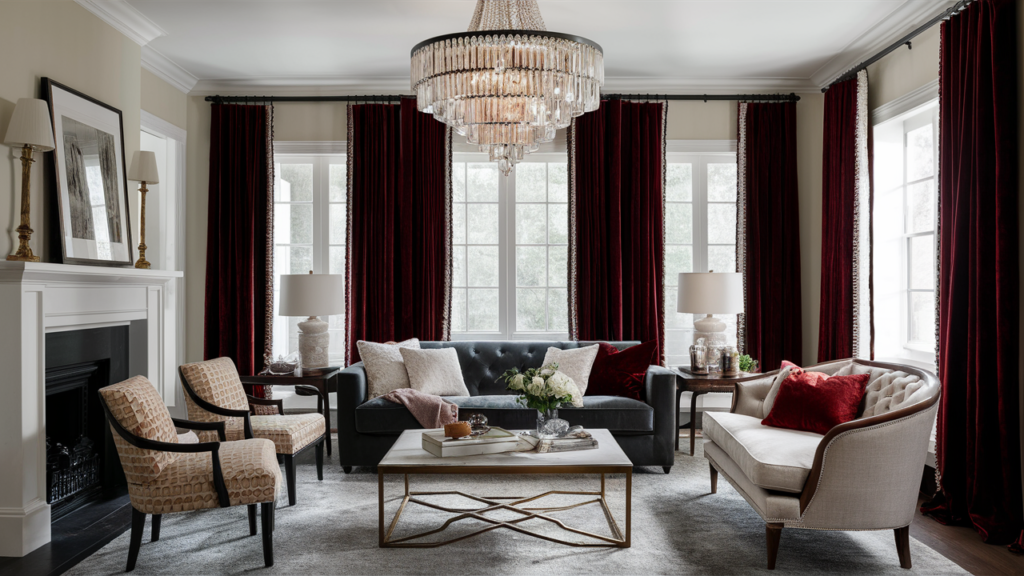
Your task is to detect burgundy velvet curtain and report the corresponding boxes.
[923,0,1021,546]
[817,77,859,362]
[346,98,451,364]
[739,102,802,370]
[569,100,666,362]
[204,104,273,384]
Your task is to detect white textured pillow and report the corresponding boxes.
[399,347,470,397]
[762,367,794,417]
[357,338,420,399]
[541,344,600,395]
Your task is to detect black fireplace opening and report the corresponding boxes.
[45,323,147,521]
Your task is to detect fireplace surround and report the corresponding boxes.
[0,262,182,557]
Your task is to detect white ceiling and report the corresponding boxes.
[112,0,955,94]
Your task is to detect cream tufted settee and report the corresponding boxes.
[702,359,940,570]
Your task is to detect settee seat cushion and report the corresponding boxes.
[355,395,654,435]
[703,411,822,493]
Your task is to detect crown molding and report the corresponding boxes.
[601,76,820,94]
[871,78,939,125]
[810,0,957,88]
[141,46,199,94]
[75,0,166,46]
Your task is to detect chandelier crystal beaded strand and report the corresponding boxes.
[411,0,604,174]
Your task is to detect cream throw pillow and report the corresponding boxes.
[357,338,420,399]
[541,344,600,395]
[399,347,470,397]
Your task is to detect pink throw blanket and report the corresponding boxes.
[382,388,458,429]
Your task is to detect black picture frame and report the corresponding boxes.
[43,78,134,267]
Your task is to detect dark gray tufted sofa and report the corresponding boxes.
[336,341,677,472]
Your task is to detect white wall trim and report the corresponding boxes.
[810,0,957,88]
[74,0,166,46]
[142,46,200,94]
[141,110,186,143]
[274,141,347,155]
[667,140,737,154]
[871,79,939,125]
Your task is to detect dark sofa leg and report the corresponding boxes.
[126,508,145,572]
[342,466,352,474]
[766,523,783,570]
[662,466,672,474]
[285,454,296,506]
[151,514,161,542]
[315,440,324,481]
[894,526,911,569]
[261,503,274,567]
[710,465,718,493]
[248,504,257,535]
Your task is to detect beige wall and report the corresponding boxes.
[141,69,187,131]
[185,96,211,362]
[0,1,141,262]
[666,100,737,140]
[796,92,824,365]
[866,25,940,111]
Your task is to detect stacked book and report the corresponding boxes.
[421,427,521,458]
[519,430,599,453]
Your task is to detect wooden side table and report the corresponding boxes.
[240,367,341,457]
[674,368,767,456]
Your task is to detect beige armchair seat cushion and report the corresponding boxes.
[703,411,822,493]
[128,438,281,514]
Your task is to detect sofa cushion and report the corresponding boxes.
[358,338,420,399]
[587,341,658,401]
[541,344,600,394]
[355,394,654,435]
[703,411,822,493]
[400,347,470,396]
[761,372,870,434]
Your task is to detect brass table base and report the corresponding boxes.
[379,472,631,548]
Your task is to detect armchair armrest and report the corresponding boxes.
[101,401,230,507]
[171,418,227,441]
[247,395,285,415]
[644,365,678,464]
[178,367,255,440]
[730,370,782,418]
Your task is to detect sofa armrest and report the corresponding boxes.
[730,371,781,418]
[336,362,367,430]
[644,366,677,464]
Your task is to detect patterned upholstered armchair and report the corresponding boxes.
[179,357,326,506]
[702,359,940,570]
[99,376,281,572]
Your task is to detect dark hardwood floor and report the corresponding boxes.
[910,497,1024,576]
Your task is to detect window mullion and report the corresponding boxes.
[501,168,513,340]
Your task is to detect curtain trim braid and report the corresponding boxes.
[442,125,453,341]
[736,102,749,355]
[659,101,668,365]
[567,117,579,340]
[852,70,873,360]
[262,104,275,391]
[344,103,355,366]
[932,25,944,494]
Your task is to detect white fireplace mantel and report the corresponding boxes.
[0,261,183,557]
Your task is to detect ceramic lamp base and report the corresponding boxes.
[297,316,329,368]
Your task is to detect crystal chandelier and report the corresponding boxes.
[411,0,604,175]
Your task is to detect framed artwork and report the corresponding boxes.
[43,78,134,267]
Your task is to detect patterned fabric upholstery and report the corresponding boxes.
[181,358,325,454]
[127,439,281,514]
[833,364,925,417]
[99,376,181,484]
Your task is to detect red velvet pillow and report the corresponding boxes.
[585,341,658,401]
[761,370,870,435]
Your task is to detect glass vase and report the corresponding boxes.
[536,408,569,438]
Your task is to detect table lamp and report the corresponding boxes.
[677,272,744,347]
[4,98,55,262]
[127,151,159,269]
[279,271,345,371]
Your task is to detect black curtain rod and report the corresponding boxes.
[823,0,974,91]
[207,93,801,104]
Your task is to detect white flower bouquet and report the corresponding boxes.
[497,363,584,412]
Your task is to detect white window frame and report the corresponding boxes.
[450,152,570,342]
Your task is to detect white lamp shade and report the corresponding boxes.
[128,150,160,183]
[677,272,744,314]
[279,273,345,317]
[4,98,54,151]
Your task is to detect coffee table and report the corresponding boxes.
[377,428,632,548]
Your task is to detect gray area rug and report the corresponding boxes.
[69,437,967,575]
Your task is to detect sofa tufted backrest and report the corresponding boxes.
[829,362,938,418]
[418,341,638,396]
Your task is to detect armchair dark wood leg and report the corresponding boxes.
[315,440,324,481]
[766,523,783,570]
[710,465,718,493]
[126,508,146,572]
[662,466,672,474]
[260,503,274,567]
[342,466,352,474]
[285,454,297,506]
[248,504,257,535]
[894,526,912,569]
[151,514,161,542]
